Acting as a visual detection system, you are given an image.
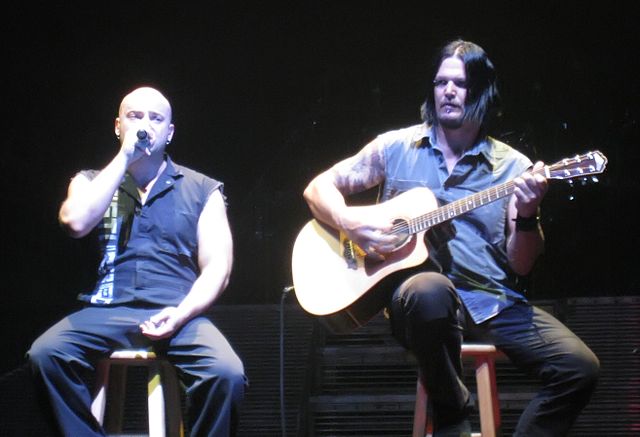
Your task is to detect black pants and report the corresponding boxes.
[389,272,599,436]
[28,306,247,437]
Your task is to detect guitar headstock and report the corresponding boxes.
[545,151,608,180]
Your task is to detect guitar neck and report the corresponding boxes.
[393,150,608,236]
[406,181,514,234]
[403,166,546,235]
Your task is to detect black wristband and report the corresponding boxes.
[513,214,539,232]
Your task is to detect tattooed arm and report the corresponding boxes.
[303,139,398,254]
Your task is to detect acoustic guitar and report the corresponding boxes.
[291,151,608,333]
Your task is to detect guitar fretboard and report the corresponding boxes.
[406,180,516,234]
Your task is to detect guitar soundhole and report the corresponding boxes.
[391,218,411,251]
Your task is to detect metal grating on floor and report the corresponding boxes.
[209,304,317,437]
[563,296,640,436]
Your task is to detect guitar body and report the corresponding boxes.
[291,187,438,333]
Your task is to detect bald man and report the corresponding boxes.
[28,87,246,436]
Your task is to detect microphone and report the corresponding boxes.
[136,130,151,155]
[137,129,148,141]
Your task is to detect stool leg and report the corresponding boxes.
[91,360,110,425]
[104,364,128,433]
[160,361,184,437]
[487,356,501,433]
[147,361,166,437]
[475,356,497,437]
[413,376,434,437]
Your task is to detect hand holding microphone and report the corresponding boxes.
[118,128,152,163]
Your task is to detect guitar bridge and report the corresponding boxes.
[341,235,362,270]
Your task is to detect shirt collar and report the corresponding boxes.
[163,155,183,180]
[121,155,183,202]
[417,123,496,168]
[411,123,430,146]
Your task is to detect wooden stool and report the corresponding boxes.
[91,349,184,437]
[412,343,502,437]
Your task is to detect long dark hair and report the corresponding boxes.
[420,39,500,129]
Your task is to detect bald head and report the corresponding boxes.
[119,87,172,122]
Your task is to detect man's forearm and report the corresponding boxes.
[59,152,128,238]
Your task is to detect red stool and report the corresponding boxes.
[412,343,503,437]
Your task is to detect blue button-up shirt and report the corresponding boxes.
[378,124,533,323]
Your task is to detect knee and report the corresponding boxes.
[546,346,600,395]
[197,355,247,399]
[395,272,458,320]
[572,349,600,393]
[27,335,57,372]
[28,332,84,376]
[218,357,246,390]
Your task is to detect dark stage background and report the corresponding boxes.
[3,2,638,375]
